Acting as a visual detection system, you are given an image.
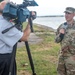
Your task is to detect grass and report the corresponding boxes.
[16,23,60,75]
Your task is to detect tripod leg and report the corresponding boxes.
[25,41,36,75]
[9,43,17,75]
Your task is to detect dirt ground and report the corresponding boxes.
[17,33,43,48]
[17,70,31,75]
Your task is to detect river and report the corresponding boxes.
[33,16,65,29]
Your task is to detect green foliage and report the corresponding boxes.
[16,23,60,75]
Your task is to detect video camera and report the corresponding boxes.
[2,0,38,23]
[2,0,38,33]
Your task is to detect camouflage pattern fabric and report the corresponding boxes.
[55,21,75,75]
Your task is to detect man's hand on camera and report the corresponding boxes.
[29,11,36,20]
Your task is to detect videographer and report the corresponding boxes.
[0,0,31,75]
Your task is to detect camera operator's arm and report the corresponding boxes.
[20,19,31,41]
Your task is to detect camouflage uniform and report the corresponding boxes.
[55,21,75,75]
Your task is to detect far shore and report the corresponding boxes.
[37,15,64,17]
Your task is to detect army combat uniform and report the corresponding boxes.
[55,21,75,75]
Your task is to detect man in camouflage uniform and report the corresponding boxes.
[55,7,75,75]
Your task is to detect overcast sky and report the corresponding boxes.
[10,0,75,16]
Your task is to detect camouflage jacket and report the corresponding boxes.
[55,20,75,55]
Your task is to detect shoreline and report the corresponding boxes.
[34,23,56,32]
[17,23,56,47]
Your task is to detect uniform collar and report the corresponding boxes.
[67,20,75,28]
[67,20,74,25]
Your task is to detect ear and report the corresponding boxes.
[0,1,7,10]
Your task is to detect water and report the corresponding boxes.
[33,17,65,29]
